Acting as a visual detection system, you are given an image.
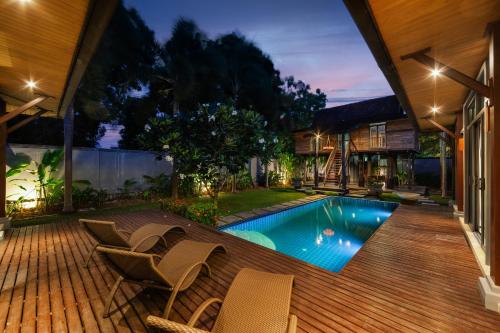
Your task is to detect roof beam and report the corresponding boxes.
[401,48,492,100]
[422,117,456,138]
[0,96,47,125]
[7,109,48,134]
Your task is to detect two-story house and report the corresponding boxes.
[293,95,419,188]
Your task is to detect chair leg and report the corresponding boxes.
[160,235,168,248]
[84,243,99,268]
[103,276,124,318]
[162,288,179,320]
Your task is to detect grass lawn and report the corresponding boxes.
[429,194,451,206]
[12,188,306,227]
[198,188,307,216]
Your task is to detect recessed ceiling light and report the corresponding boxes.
[431,106,439,113]
[25,79,37,89]
[431,67,441,78]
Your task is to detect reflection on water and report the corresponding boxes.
[221,197,397,272]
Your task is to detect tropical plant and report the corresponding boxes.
[140,103,266,205]
[118,178,138,198]
[143,173,170,197]
[20,149,64,212]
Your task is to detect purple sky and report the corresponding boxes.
[99,0,393,148]
[123,0,392,106]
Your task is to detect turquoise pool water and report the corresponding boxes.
[220,197,398,272]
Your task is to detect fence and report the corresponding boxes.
[6,144,172,202]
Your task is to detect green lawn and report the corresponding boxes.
[12,188,306,227]
[198,188,307,216]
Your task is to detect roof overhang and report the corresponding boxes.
[0,0,118,118]
[344,0,500,130]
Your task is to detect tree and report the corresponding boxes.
[279,76,327,131]
[209,33,283,125]
[140,104,266,204]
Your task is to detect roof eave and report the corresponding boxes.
[57,0,119,117]
[342,0,419,130]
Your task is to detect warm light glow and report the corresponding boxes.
[315,133,321,139]
[25,79,37,90]
[19,0,32,4]
[431,67,441,78]
[431,106,439,114]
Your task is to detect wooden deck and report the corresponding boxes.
[1,204,500,332]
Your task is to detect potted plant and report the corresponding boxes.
[367,176,384,196]
[291,177,303,189]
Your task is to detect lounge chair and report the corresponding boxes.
[80,219,186,267]
[146,268,296,333]
[96,240,227,318]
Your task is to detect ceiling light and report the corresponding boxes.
[431,67,441,78]
[431,106,439,114]
[25,80,37,90]
[19,0,32,3]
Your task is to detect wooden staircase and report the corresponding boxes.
[323,150,342,186]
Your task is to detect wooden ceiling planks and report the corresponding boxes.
[367,0,500,129]
[0,0,89,115]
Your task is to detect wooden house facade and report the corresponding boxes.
[293,96,419,188]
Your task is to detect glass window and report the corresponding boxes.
[370,123,386,148]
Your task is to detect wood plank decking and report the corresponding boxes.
[1,204,499,332]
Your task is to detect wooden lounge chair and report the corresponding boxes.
[80,218,186,267]
[146,268,296,333]
[96,240,227,318]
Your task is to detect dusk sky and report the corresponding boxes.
[123,0,393,106]
[100,0,393,148]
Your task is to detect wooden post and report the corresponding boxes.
[341,132,347,193]
[490,22,500,286]
[314,136,319,188]
[0,99,6,218]
[63,103,74,212]
[455,131,464,211]
[440,132,447,197]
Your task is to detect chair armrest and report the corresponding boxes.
[146,315,210,333]
[163,261,211,318]
[187,297,223,327]
[117,229,132,235]
[130,234,162,251]
[287,314,298,333]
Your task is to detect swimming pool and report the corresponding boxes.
[220,197,398,272]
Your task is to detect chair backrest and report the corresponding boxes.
[80,219,131,248]
[212,268,294,333]
[96,246,171,286]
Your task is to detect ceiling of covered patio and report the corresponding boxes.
[0,0,115,117]
[348,0,500,130]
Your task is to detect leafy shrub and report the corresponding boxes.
[236,169,253,190]
[143,173,170,197]
[304,189,316,195]
[323,191,339,196]
[178,175,197,197]
[429,195,450,206]
[268,171,282,187]
[185,202,219,226]
[379,192,402,203]
[160,198,189,216]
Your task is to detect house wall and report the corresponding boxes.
[294,118,418,155]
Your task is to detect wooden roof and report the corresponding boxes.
[0,0,117,117]
[344,0,500,130]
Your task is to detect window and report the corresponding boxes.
[370,123,386,148]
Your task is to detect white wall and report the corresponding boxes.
[6,144,172,201]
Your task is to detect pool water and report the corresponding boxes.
[220,197,398,272]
